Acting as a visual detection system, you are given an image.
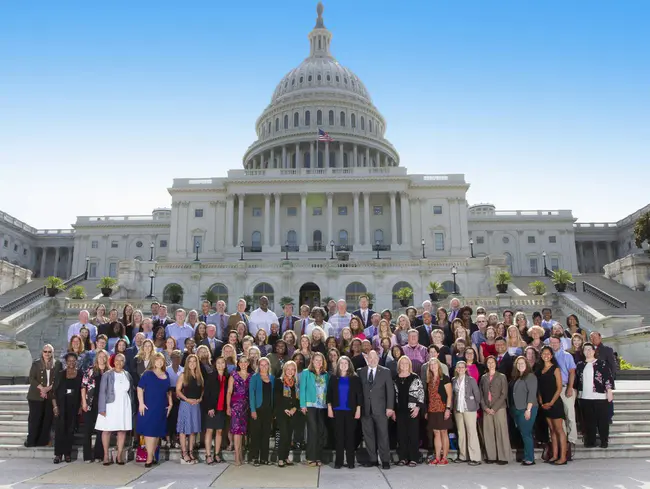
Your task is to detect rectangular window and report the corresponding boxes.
[2,239,7,248]
[91,240,99,249]
[159,239,168,248]
[529,258,538,274]
[551,258,560,271]
[313,207,322,216]
[528,236,536,244]
[338,206,348,216]
[252,207,262,217]
[373,205,383,215]
[193,236,203,253]
[111,241,119,248]
[194,208,204,218]
[476,236,484,244]
[287,207,297,217]
[549,236,557,243]
[434,232,444,251]
[23,248,28,256]
[108,262,117,278]
[89,263,97,278]
[13,244,18,252]
[433,205,443,215]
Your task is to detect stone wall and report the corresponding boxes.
[0,260,32,295]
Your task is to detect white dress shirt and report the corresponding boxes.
[249,308,279,336]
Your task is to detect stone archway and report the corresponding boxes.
[299,282,321,309]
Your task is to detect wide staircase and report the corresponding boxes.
[1,383,650,460]
[0,278,48,320]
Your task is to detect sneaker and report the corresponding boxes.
[438,458,449,466]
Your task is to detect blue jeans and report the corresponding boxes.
[512,406,538,462]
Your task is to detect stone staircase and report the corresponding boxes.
[2,383,650,460]
[0,279,48,320]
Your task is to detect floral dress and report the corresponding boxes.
[229,372,251,435]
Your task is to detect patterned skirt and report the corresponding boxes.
[176,400,202,434]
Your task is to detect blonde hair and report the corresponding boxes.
[397,355,413,374]
[149,352,166,372]
[281,360,297,381]
[196,344,211,364]
[92,349,109,374]
[136,339,155,361]
[396,314,410,330]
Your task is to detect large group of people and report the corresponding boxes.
[26,295,617,469]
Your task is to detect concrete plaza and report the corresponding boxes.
[0,458,649,489]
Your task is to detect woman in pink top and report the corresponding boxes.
[348,316,366,340]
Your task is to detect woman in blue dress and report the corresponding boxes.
[137,351,172,467]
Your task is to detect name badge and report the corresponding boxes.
[66,389,73,395]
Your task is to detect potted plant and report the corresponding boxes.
[242,294,254,312]
[365,292,375,309]
[494,271,512,294]
[68,285,87,300]
[321,296,334,307]
[427,281,445,302]
[164,283,183,304]
[45,276,66,297]
[395,287,413,307]
[201,289,218,304]
[528,280,546,295]
[634,212,650,251]
[97,276,118,297]
[279,296,295,308]
[552,269,573,293]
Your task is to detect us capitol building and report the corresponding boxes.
[0,4,640,310]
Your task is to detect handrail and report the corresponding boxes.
[582,281,627,309]
[544,267,577,292]
[0,272,87,314]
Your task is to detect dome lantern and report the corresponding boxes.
[308,2,332,59]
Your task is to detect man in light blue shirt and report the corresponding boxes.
[165,308,194,345]
[364,313,381,340]
[207,300,229,340]
[328,299,352,339]
[471,314,488,350]
[550,336,578,446]
[541,308,558,332]
[67,310,97,342]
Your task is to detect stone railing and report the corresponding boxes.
[460,295,553,311]
[61,297,157,313]
[0,296,53,334]
[0,260,33,295]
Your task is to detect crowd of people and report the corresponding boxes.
[25,295,617,469]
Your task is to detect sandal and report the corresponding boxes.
[397,460,407,466]
[206,454,214,465]
[65,456,72,463]
[214,453,223,463]
[278,460,286,468]
[307,461,318,467]
[285,460,294,466]
[408,461,417,467]
[53,456,61,464]
[181,452,193,465]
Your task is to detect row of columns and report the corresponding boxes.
[576,240,616,273]
[37,246,74,278]
[228,191,409,249]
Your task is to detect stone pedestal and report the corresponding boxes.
[0,336,32,379]
[0,260,33,295]
[603,253,650,291]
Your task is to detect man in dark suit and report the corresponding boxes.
[152,304,173,330]
[358,350,394,469]
[227,298,250,332]
[590,331,617,422]
[495,337,514,381]
[352,295,375,329]
[201,324,223,359]
[278,303,300,335]
[414,300,434,328]
[415,311,435,347]
[125,332,145,376]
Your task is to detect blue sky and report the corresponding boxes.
[1,0,648,229]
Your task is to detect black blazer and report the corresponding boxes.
[327,375,363,411]
[278,315,300,334]
[497,353,514,381]
[353,309,376,328]
[416,324,434,347]
[53,369,83,418]
[201,337,224,359]
[595,344,617,380]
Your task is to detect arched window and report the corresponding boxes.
[328,110,334,126]
[294,112,299,127]
[208,283,228,305]
[313,230,322,250]
[317,110,322,125]
[287,230,297,248]
[442,280,460,295]
[340,111,345,126]
[338,230,348,246]
[275,118,279,132]
[345,282,367,305]
[305,110,311,126]
[253,282,274,310]
[251,231,261,250]
[163,283,184,305]
[369,119,373,132]
[392,281,413,309]
[374,229,384,245]
[504,252,514,274]
[361,116,365,130]
[283,115,289,129]
[351,114,356,128]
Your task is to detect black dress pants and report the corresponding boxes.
[292,411,305,449]
[82,408,104,461]
[54,399,76,457]
[580,398,609,446]
[396,410,420,463]
[334,410,356,467]
[27,399,54,447]
[277,412,298,461]
[306,407,327,461]
[248,407,273,462]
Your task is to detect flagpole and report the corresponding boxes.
[316,127,319,168]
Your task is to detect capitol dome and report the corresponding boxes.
[243,2,399,171]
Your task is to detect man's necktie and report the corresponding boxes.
[302,319,307,335]
[369,369,374,384]
[284,317,290,333]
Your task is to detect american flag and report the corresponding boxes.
[318,128,334,142]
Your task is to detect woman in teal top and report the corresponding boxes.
[300,351,329,467]
[248,358,275,466]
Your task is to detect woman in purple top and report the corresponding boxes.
[227,355,251,466]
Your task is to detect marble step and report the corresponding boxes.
[610,421,650,433]
[608,432,650,445]
[0,410,28,422]
[612,399,650,410]
[0,391,28,402]
[611,390,650,401]
[612,409,650,421]
[0,432,27,445]
[0,401,28,411]
[0,421,27,432]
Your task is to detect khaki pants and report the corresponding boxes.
[454,411,481,462]
[482,408,511,462]
[560,387,578,444]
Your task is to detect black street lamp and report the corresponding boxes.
[451,265,458,295]
[284,241,290,260]
[375,240,380,259]
[239,241,244,261]
[149,242,155,261]
[329,240,335,260]
[146,269,156,299]
[194,242,200,262]
[421,238,426,259]
[542,251,547,276]
[84,257,89,279]
[469,238,474,258]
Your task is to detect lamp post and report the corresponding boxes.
[542,251,547,276]
[329,240,335,260]
[284,241,290,261]
[421,238,426,259]
[194,242,200,262]
[469,238,474,258]
[451,265,458,295]
[84,257,89,279]
[375,240,380,259]
[146,269,156,299]
[149,242,155,261]
[239,241,244,261]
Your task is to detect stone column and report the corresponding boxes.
[578,241,586,273]
[40,247,47,278]
[310,142,314,168]
[236,194,244,248]
[592,241,599,273]
[607,241,614,264]
[375,150,380,167]
[295,143,301,169]
[339,142,344,168]
[225,195,234,248]
[53,247,60,277]
[270,148,275,169]
[282,146,287,169]
[300,192,308,251]
[353,192,361,247]
[327,192,334,246]
[363,192,371,246]
[390,192,398,247]
[264,194,271,248]
[325,141,330,168]
[274,193,281,247]
[400,192,410,247]
[68,247,74,277]
[353,144,358,167]
[365,147,370,168]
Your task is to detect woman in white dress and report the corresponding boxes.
[96,353,135,465]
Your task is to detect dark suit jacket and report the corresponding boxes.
[278,315,300,334]
[595,343,617,380]
[201,337,224,359]
[152,316,173,330]
[416,324,434,347]
[353,309,376,328]
[228,312,249,332]
[292,317,312,337]
[496,352,514,381]
[327,375,363,410]
[124,345,138,372]
[357,365,394,416]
